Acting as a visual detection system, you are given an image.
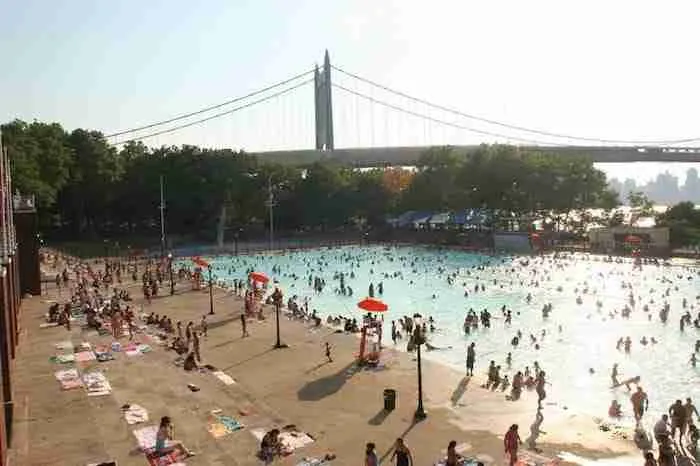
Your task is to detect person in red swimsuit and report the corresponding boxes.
[504,424,522,466]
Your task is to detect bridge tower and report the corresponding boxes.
[314,50,334,151]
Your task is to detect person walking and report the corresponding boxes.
[365,442,378,466]
[241,314,249,337]
[466,342,476,376]
[504,424,522,466]
[390,438,413,466]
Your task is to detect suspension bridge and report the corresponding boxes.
[107,51,700,165]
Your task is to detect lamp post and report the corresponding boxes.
[272,287,287,349]
[413,321,427,420]
[167,252,174,295]
[265,176,276,252]
[208,265,214,315]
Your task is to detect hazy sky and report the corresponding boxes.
[2,0,700,180]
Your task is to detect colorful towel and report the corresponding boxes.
[83,371,112,396]
[251,428,314,453]
[207,414,244,438]
[133,425,159,451]
[55,368,82,390]
[40,322,59,328]
[75,351,96,362]
[145,444,187,466]
[123,404,149,425]
[296,459,330,466]
[55,354,75,364]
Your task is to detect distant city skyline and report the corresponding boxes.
[604,165,700,205]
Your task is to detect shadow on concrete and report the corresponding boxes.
[450,376,471,406]
[221,348,275,371]
[368,408,391,426]
[297,362,357,401]
[207,315,242,331]
[304,361,330,374]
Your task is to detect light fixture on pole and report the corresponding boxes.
[208,265,214,315]
[167,252,174,296]
[272,286,288,349]
[265,175,276,252]
[413,316,427,420]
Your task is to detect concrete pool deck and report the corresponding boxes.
[8,273,638,465]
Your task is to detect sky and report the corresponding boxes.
[2,0,700,182]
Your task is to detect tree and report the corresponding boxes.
[656,201,700,248]
[627,191,655,226]
[1,120,73,211]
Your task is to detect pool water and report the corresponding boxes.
[199,245,700,427]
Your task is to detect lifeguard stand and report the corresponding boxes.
[358,315,383,366]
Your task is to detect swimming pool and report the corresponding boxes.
[199,245,700,427]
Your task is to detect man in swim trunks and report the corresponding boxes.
[631,386,649,425]
[669,399,686,441]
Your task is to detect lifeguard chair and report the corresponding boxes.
[356,298,388,366]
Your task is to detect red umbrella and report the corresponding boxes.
[249,271,270,283]
[624,235,642,244]
[192,256,210,268]
[357,297,388,312]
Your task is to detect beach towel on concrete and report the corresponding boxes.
[55,368,82,390]
[207,413,244,438]
[211,371,236,385]
[279,430,314,451]
[251,428,315,454]
[75,351,96,362]
[123,404,149,425]
[55,354,76,364]
[517,450,560,466]
[145,444,187,466]
[296,458,330,466]
[133,425,159,451]
[40,322,59,328]
[83,371,112,396]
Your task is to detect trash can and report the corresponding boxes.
[383,389,396,411]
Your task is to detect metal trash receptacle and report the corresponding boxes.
[383,388,396,411]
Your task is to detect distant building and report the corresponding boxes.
[588,226,670,254]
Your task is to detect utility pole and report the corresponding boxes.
[159,175,166,258]
[266,176,275,251]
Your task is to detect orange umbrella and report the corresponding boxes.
[249,271,270,283]
[357,297,388,312]
[192,256,210,268]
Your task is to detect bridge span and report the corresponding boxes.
[254,145,700,166]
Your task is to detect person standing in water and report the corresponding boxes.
[466,343,476,376]
[631,386,649,425]
[611,363,620,386]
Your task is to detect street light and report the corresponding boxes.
[413,318,427,420]
[208,265,214,315]
[167,253,174,296]
[272,287,287,349]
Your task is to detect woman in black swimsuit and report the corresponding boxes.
[391,438,413,466]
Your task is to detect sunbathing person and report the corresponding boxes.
[154,416,195,458]
[259,428,282,464]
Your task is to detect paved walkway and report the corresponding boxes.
[8,278,492,466]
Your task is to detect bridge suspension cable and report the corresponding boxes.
[332,83,566,147]
[332,64,700,146]
[106,69,314,139]
[112,78,313,145]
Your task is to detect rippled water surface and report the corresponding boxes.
[201,245,700,426]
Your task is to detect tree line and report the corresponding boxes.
[0,118,660,246]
